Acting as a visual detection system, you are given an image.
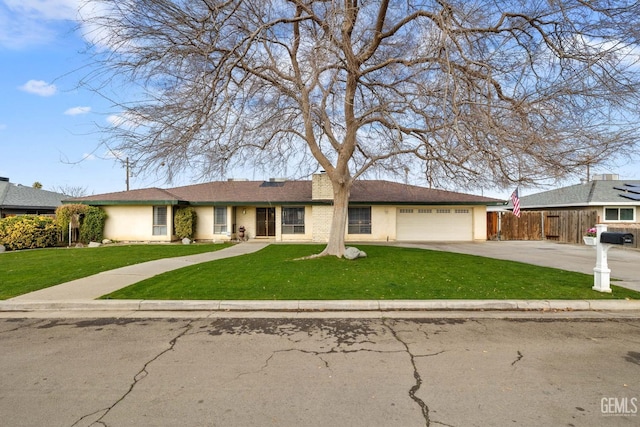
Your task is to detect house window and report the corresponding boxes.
[214,206,227,234]
[152,206,167,235]
[282,207,305,234]
[399,208,414,214]
[605,207,635,222]
[455,209,470,214]
[418,209,431,214]
[348,207,371,234]
[436,209,451,214]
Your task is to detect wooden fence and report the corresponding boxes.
[488,210,600,244]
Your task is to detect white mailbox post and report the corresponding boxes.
[592,224,612,293]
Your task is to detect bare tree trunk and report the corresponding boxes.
[320,180,351,258]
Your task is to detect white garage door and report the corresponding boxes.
[396,207,473,241]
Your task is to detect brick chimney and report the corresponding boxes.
[312,172,333,200]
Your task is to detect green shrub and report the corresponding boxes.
[0,216,58,250]
[80,206,108,243]
[54,204,107,244]
[174,207,197,239]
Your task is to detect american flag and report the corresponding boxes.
[511,188,521,217]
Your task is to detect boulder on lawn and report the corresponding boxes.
[0,244,5,253]
[102,239,112,245]
[182,238,191,245]
[344,246,367,260]
[88,242,101,248]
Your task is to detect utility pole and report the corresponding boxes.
[126,157,130,191]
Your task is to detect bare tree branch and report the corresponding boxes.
[79,0,640,255]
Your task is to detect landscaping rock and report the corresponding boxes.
[75,243,84,248]
[0,244,5,253]
[102,239,112,245]
[182,238,191,245]
[344,246,366,260]
[88,242,101,248]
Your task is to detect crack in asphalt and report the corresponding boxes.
[238,346,406,380]
[383,319,431,427]
[511,350,524,366]
[70,320,193,427]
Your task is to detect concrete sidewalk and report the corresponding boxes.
[2,240,640,316]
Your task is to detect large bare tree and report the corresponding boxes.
[80,0,640,256]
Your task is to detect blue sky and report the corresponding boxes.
[1,1,638,198]
[0,0,189,195]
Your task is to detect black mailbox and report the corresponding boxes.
[600,232,634,245]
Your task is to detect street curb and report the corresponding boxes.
[1,299,640,312]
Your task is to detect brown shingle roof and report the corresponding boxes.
[350,180,499,204]
[170,180,312,204]
[67,188,183,204]
[66,179,501,205]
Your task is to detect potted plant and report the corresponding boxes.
[583,227,598,246]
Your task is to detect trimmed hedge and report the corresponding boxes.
[80,206,108,243]
[0,216,58,250]
[174,207,197,239]
[55,204,107,244]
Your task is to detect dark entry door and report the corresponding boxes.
[256,208,276,237]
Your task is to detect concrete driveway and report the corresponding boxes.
[396,240,640,292]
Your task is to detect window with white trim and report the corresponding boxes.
[348,207,371,234]
[604,207,635,222]
[282,207,305,234]
[214,206,227,233]
[152,206,167,236]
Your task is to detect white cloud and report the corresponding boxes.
[107,111,146,129]
[19,79,58,96]
[4,0,78,21]
[104,149,125,161]
[64,106,91,115]
[0,1,80,49]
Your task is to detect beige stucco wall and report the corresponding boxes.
[101,202,488,243]
[472,205,487,241]
[192,206,240,242]
[192,206,215,241]
[102,205,174,242]
[346,205,395,242]
[236,207,256,240]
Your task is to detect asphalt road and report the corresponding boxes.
[1,317,638,426]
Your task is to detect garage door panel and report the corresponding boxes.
[396,208,472,241]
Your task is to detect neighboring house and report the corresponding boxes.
[65,173,502,243]
[0,177,65,218]
[515,177,640,225]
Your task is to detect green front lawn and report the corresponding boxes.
[0,243,231,299]
[104,244,639,300]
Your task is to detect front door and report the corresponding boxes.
[256,207,276,237]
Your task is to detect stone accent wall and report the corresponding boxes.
[312,172,333,200]
[312,205,333,242]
